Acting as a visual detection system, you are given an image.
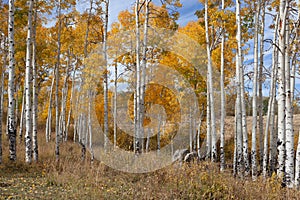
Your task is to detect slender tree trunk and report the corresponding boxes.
[46,74,55,142]
[8,0,17,161]
[88,90,94,162]
[103,0,109,152]
[277,0,287,179]
[14,84,19,126]
[205,0,217,162]
[32,1,38,162]
[197,107,204,159]
[269,14,279,176]
[135,0,141,155]
[206,81,211,160]
[146,127,150,153]
[284,20,294,188]
[25,0,34,163]
[59,50,70,142]
[66,58,76,141]
[140,0,151,154]
[189,109,193,152]
[236,0,245,176]
[258,1,265,172]
[251,0,260,179]
[264,14,279,178]
[19,86,25,143]
[113,62,117,149]
[220,0,226,172]
[55,0,62,162]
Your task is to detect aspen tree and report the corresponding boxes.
[25,0,34,163]
[205,0,217,161]
[8,0,17,161]
[251,0,260,179]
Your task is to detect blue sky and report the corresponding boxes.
[107,0,200,27]
[77,0,200,28]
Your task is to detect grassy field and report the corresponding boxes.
[1,118,300,199]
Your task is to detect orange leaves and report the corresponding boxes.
[118,10,135,30]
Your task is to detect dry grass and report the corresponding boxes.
[1,126,300,199]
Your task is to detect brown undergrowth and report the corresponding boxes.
[0,131,300,199]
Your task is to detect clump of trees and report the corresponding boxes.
[1,0,300,189]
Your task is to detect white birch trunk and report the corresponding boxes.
[205,0,217,162]
[284,21,294,188]
[88,90,94,162]
[113,62,117,149]
[55,0,62,161]
[269,15,279,175]
[32,2,38,162]
[14,84,19,126]
[263,14,279,178]
[19,86,25,143]
[135,0,141,154]
[277,0,287,179]
[197,107,204,159]
[103,0,109,152]
[251,0,260,178]
[258,1,265,171]
[66,58,76,141]
[25,0,34,163]
[189,108,193,152]
[236,0,245,176]
[46,74,55,142]
[206,81,211,160]
[140,0,151,154]
[220,0,226,172]
[59,50,70,141]
[8,0,17,161]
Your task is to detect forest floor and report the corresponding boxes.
[2,115,300,199]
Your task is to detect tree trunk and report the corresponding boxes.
[134,0,142,155]
[88,90,94,162]
[46,73,55,142]
[258,0,265,172]
[19,86,25,143]
[284,19,294,188]
[59,50,70,142]
[55,0,62,162]
[113,61,117,149]
[8,0,17,161]
[205,0,217,162]
[66,58,77,142]
[25,0,34,163]
[264,14,279,178]
[220,0,226,172]
[251,0,260,179]
[236,0,245,176]
[189,108,193,152]
[103,0,109,152]
[206,81,211,160]
[277,0,287,179]
[32,1,38,162]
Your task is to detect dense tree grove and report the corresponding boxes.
[1,0,300,189]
